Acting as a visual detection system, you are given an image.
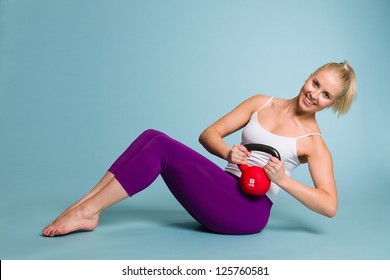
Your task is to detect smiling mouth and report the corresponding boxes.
[304,95,316,106]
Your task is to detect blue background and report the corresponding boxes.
[1,0,389,259]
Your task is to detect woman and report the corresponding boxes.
[42,61,357,237]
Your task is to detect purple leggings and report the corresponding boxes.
[108,129,272,234]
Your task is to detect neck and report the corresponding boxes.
[285,96,316,121]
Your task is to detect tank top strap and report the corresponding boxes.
[256,97,273,112]
[296,132,322,139]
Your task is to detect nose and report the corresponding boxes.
[311,90,321,99]
[307,91,319,105]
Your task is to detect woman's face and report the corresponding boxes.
[298,69,343,114]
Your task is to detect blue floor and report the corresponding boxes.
[1,0,389,261]
[1,174,388,260]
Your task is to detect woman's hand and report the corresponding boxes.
[264,156,287,185]
[227,144,251,165]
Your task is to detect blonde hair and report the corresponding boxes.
[313,60,357,116]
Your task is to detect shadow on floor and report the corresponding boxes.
[98,205,324,235]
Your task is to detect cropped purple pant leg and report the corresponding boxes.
[108,129,272,234]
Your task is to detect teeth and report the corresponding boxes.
[305,95,315,105]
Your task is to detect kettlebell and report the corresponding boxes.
[238,143,281,196]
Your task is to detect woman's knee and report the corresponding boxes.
[140,129,165,138]
[134,129,169,147]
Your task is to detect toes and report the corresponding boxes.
[42,227,50,236]
[43,224,50,231]
[43,225,55,237]
[52,228,61,237]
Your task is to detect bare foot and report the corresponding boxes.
[51,201,84,222]
[48,193,98,223]
[42,204,99,237]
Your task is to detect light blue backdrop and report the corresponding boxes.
[1,0,389,259]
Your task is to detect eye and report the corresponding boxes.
[312,79,319,88]
[323,92,331,99]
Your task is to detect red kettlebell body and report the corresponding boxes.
[238,164,270,196]
[238,143,281,196]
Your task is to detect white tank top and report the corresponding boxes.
[225,97,321,202]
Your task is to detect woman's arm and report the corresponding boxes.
[265,136,338,218]
[199,95,268,165]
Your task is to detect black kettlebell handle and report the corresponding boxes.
[244,143,281,160]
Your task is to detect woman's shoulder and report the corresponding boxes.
[298,129,330,162]
[253,95,296,111]
[296,117,330,159]
[245,94,273,110]
[247,94,272,102]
